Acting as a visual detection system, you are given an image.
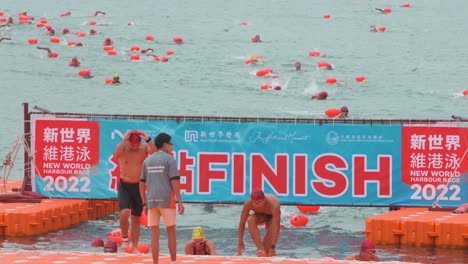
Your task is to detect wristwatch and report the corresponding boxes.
[145,137,151,143]
[271,244,276,249]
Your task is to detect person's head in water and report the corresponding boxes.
[113,73,121,83]
[294,61,302,71]
[311,91,328,100]
[72,57,78,63]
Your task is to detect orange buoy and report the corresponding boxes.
[28,38,38,45]
[260,83,272,90]
[378,27,386,32]
[256,68,273,77]
[137,243,150,254]
[297,205,320,214]
[402,3,410,8]
[130,54,140,60]
[309,51,321,57]
[103,45,113,51]
[325,108,340,117]
[130,45,140,51]
[173,36,184,44]
[326,77,337,84]
[166,50,174,55]
[88,20,96,25]
[50,37,60,44]
[146,35,154,41]
[40,19,47,24]
[290,214,309,227]
[323,14,331,19]
[384,8,392,13]
[0,11,4,16]
[107,50,117,56]
[51,52,59,58]
[107,229,132,244]
[241,21,248,26]
[0,17,6,23]
[463,89,468,96]
[355,76,366,82]
[78,69,91,77]
[36,23,44,28]
[124,244,134,253]
[160,56,169,62]
[67,41,76,46]
[317,61,331,68]
[105,78,113,84]
[76,31,86,37]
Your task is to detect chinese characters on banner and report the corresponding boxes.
[402,126,468,202]
[35,120,100,193]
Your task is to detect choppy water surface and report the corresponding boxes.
[0,0,467,263]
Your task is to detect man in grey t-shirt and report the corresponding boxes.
[140,132,184,264]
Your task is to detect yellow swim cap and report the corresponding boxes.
[192,226,205,240]
[113,73,119,78]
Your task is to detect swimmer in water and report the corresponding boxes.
[90,29,97,35]
[253,34,262,43]
[62,28,70,34]
[375,8,386,14]
[93,11,106,16]
[0,17,14,28]
[0,37,12,43]
[335,106,349,119]
[311,91,328,100]
[294,61,303,71]
[69,57,80,67]
[370,25,378,32]
[112,73,121,85]
[60,12,71,17]
[141,48,154,54]
[36,46,56,58]
[103,37,113,45]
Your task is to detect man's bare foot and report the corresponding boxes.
[256,249,266,257]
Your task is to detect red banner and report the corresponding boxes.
[402,126,468,187]
[35,120,100,178]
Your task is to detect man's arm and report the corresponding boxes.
[170,178,184,214]
[113,131,130,158]
[207,240,217,255]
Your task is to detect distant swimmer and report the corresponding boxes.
[311,91,328,100]
[294,61,303,71]
[37,46,58,58]
[141,48,153,54]
[0,37,12,43]
[60,12,71,17]
[68,57,80,67]
[335,106,349,118]
[103,37,114,45]
[93,11,106,16]
[62,28,70,34]
[112,73,121,85]
[0,17,14,28]
[370,25,378,32]
[252,34,262,43]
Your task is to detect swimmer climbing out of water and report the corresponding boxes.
[453,203,468,214]
[0,37,12,43]
[345,239,380,261]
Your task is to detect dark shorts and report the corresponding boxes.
[263,214,272,222]
[118,181,143,216]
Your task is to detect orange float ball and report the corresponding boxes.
[297,205,320,213]
[290,214,309,227]
[124,243,134,253]
[28,38,38,45]
[146,35,155,41]
[402,3,410,8]
[137,243,150,254]
[463,89,468,96]
[323,14,331,19]
[326,77,337,84]
[107,50,117,56]
[105,78,113,84]
[325,108,341,117]
[130,54,140,60]
[107,229,132,244]
[166,50,174,55]
[355,76,366,82]
[50,37,60,44]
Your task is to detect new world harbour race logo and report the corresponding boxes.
[326,131,340,146]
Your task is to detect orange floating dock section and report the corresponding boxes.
[0,181,118,236]
[364,208,468,249]
[0,250,420,264]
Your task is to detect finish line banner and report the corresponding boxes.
[30,116,468,207]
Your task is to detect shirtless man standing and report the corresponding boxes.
[237,189,281,257]
[113,130,156,251]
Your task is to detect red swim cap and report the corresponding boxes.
[250,189,265,202]
[103,240,118,253]
[361,239,375,251]
[129,130,141,144]
[91,237,104,247]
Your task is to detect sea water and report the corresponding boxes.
[0,0,467,263]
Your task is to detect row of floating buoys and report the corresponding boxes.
[130,45,140,51]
